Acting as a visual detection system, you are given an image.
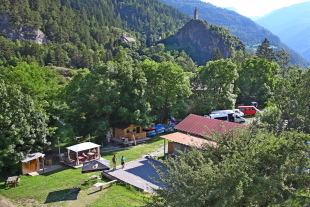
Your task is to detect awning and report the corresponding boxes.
[66,142,100,152]
[21,152,45,163]
[82,159,110,173]
[160,132,217,148]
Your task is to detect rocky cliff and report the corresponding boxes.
[162,19,244,65]
[0,12,46,44]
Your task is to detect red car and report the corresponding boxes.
[238,106,259,116]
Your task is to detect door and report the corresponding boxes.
[168,142,174,153]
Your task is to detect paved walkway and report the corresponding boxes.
[105,158,164,194]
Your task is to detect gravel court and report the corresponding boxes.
[105,158,164,194]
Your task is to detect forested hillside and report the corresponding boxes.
[0,0,190,69]
[159,0,310,68]
[256,1,310,62]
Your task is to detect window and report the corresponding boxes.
[215,117,227,121]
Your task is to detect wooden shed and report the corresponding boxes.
[114,124,146,141]
[21,152,44,175]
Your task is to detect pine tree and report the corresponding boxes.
[256,38,275,62]
[211,47,223,61]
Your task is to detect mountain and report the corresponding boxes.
[0,0,190,68]
[0,0,190,43]
[249,16,262,21]
[159,0,310,68]
[162,19,244,65]
[255,2,310,62]
[223,7,238,13]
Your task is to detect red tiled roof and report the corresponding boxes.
[161,132,217,148]
[174,114,245,137]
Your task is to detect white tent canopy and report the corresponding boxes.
[66,142,100,152]
[66,142,101,166]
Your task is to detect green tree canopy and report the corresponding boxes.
[211,47,223,61]
[0,81,49,174]
[150,128,310,206]
[256,38,275,62]
[265,66,310,133]
[138,59,192,123]
[0,62,60,111]
[236,58,280,106]
[275,49,291,78]
[190,59,238,115]
[65,55,156,141]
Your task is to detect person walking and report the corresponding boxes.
[112,155,117,170]
[121,156,125,169]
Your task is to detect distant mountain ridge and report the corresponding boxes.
[159,0,310,68]
[255,1,310,62]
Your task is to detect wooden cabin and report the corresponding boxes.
[114,124,146,141]
[21,152,44,175]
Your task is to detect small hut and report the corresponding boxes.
[114,124,146,141]
[21,152,45,175]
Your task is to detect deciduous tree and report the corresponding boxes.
[190,59,238,115]
[0,81,49,174]
[236,58,280,106]
[138,60,192,123]
[150,128,309,206]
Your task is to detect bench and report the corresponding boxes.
[93,180,117,190]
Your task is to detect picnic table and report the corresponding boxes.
[87,152,95,159]
[5,176,19,187]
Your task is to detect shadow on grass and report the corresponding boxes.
[0,184,18,190]
[44,188,80,204]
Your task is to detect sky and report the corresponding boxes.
[201,0,310,17]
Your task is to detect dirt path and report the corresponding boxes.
[0,196,15,207]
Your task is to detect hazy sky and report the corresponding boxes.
[201,0,310,17]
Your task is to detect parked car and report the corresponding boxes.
[211,109,244,117]
[232,109,244,117]
[251,101,258,108]
[204,113,246,123]
[210,110,235,115]
[238,106,259,116]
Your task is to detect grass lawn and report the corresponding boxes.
[0,136,164,206]
[243,115,256,125]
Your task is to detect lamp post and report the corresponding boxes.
[42,155,45,173]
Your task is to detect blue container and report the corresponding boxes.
[146,130,156,137]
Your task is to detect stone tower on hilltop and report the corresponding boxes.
[194,7,198,19]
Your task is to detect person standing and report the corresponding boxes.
[121,156,125,169]
[112,155,117,170]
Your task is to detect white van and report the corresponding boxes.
[211,110,234,115]
[211,109,244,117]
[204,113,246,123]
[232,109,244,117]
